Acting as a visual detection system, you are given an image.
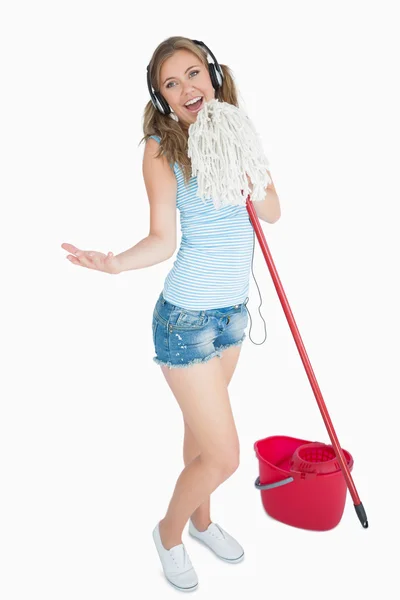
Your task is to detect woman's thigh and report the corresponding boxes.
[161,357,239,462]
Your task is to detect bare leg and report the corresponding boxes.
[184,345,243,531]
[157,355,240,550]
[182,421,211,532]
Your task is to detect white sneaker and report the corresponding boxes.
[152,522,199,592]
[188,520,244,563]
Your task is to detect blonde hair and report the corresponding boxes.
[139,36,240,185]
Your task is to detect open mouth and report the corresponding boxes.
[184,96,204,113]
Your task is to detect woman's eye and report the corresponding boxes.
[166,70,199,89]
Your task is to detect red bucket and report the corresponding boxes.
[254,435,354,531]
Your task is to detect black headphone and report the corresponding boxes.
[146,40,224,116]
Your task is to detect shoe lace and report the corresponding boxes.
[212,523,226,539]
[170,545,191,570]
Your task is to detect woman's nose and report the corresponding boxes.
[182,81,196,95]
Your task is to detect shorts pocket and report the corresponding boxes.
[174,309,208,330]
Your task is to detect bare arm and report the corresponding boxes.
[114,138,178,273]
[114,233,175,272]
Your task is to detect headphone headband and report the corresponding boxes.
[146,39,224,116]
[191,40,224,86]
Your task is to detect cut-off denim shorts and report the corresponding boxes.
[152,291,249,369]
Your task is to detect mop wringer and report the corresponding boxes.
[188,99,368,531]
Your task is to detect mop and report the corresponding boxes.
[188,98,272,209]
[188,99,368,529]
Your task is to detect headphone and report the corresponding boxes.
[146,40,224,116]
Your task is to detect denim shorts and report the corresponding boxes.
[152,292,249,369]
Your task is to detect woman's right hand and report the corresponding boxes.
[61,243,121,274]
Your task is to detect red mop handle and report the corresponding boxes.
[246,197,368,528]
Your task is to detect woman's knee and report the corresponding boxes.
[203,442,240,480]
[221,446,240,477]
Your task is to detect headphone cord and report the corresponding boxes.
[243,227,268,345]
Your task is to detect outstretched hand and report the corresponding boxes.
[61,243,121,274]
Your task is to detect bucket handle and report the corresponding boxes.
[254,475,294,491]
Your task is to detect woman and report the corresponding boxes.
[61,36,281,592]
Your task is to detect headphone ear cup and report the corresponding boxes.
[153,91,171,115]
[208,62,223,90]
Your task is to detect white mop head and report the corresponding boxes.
[188,99,271,210]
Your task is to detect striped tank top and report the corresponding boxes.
[149,134,254,310]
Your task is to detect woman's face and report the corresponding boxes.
[159,49,216,126]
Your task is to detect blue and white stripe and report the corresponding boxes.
[149,134,254,310]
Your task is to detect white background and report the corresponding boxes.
[1,0,399,598]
